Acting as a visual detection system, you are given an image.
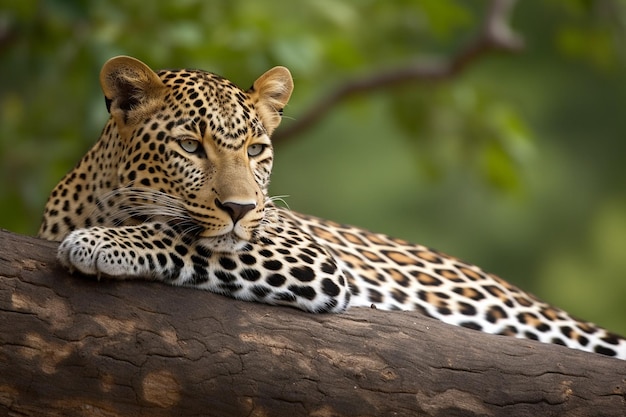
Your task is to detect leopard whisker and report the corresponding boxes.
[97,187,203,236]
[267,194,291,210]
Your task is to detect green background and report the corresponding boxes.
[2,0,626,334]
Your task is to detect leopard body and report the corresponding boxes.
[39,56,626,359]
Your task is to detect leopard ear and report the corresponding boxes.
[99,56,165,123]
[248,66,293,135]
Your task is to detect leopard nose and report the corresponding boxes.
[215,199,256,223]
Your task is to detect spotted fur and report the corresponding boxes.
[39,56,626,359]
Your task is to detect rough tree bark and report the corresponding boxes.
[0,228,625,417]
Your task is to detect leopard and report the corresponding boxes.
[38,55,626,360]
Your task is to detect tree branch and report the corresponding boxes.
[273,0,524,144]
[1,228,625,416]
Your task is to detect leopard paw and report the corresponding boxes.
[57,228,130,278]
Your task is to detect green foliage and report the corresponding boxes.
[1,0,626,333]
[389,84,533,192]
[0,0,491,231]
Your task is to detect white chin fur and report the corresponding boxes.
[199,233,249,253]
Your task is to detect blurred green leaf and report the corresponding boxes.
[556,25,616,70]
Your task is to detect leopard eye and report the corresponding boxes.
[247,144,266,157]
[179,138,200,154]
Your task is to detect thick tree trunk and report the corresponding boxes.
[0,228,624,417]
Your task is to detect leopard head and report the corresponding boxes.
[99,56,293,251]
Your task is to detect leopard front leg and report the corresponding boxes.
[57,222,177,279]
[187,231,353,314]
[57,222,352,313]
